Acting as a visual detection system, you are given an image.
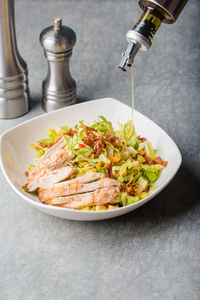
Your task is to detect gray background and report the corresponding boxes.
[0,0,200,299]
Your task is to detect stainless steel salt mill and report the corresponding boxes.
[40,18,77,112]
[0,0,29,118]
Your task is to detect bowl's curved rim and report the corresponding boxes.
[0,98,182,215]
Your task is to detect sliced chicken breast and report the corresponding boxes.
[46,186,120,208]
[27,136,75,191]
[39,177,120,203]
[29,136,66,178]
[27,166,76,191]
[38,171,105,198]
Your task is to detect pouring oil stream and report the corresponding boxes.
[128,66,134,121]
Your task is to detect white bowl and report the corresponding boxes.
[0,98,182,221]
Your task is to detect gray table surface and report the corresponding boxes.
[0,0,199,299]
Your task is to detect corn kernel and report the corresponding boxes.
[138,192,149,199]
[108,204,118,210]
[34,145,41,151]
[127,186,132,193]
[90,154,95,159]
[149,186,157,190]
[92,168,97,172]
[96,162,102,169]
[95,205,108,211]
[110,156,120,163]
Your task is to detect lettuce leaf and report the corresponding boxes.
[123,120,136,141]
[126,195,140,205]
[60,125,69,132]
[141,164,161,183]
[91,116,113,134]
[143,141,157,160]
[47,128,58,140]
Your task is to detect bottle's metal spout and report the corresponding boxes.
[119,0,188,72]
[119,41,140,71]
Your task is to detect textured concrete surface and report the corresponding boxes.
[0,0,200,299]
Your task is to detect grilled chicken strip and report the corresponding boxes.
[38,172,106,201]
[29,137,74,179]
[46,186,120,208]
[29,137,65,177]
[27,136,75,191]
[27,166,76,191]
[38,176,120,203]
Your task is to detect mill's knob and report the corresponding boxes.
[40,18,77,112]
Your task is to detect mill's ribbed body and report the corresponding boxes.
[0,0,29,118]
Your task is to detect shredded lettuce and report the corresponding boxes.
[38,138,52,145]
[123,120,136,141]
[47,128,58,140]
[91,116,113,134]
[141,164,161,183]
[126,195,140,205]
[60,125,69,132]
[140,141,157,160]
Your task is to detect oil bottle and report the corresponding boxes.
[119,0,188,71]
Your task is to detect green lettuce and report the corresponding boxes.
[91,116,113,134]
[126,195,140,205]
[115,120,139,149]
[141,164,161,183]
[123,120,136,141]
[47,128,58,140]
[142,141,157,160]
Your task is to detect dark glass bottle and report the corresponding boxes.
[119,0,188,71]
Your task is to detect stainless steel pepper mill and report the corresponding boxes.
[0,0,29,118]
[40,18,77,112]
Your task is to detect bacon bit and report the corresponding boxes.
[39,142,47,148]
[105,134,118,143]
[153,156,162,164]
[107,162,112,178]
[64,128,77,136]
[22,183,28,190]
[78,143,85,149]
[94,139,103,156]
[25,171,29,177]
[84,132,103,156]
[126,182,140,196]
[137,135,147,142]
[82,125,98,134]
[143,153,153,165]
[121,185,132,193]
[144,184,150,192]
[105,134,121,149]
[47,143,55,148]
[153,156,168,167]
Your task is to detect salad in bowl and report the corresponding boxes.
[23,116,167,211]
